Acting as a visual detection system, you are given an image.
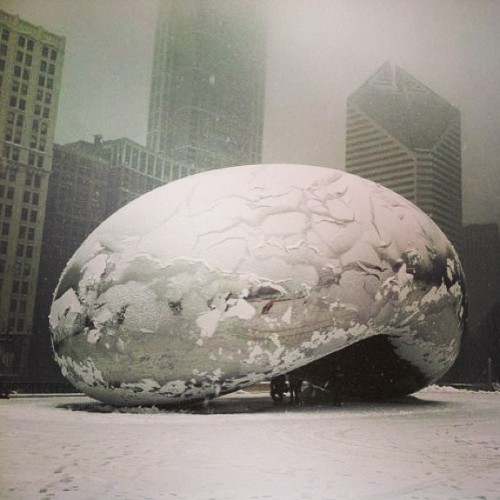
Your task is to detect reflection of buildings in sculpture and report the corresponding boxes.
[147,0,266,172]
[0,10,65,378]
[345,62,462,247]
[32,137,177,382]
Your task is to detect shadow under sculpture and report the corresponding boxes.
[49,164,466,406]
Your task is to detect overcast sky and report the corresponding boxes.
[2,0,500,227]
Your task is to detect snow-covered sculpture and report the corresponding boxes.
[49,165,466,405]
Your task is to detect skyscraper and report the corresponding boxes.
[0,10,64,379]
[147,0,266,172]
[345,62,462,246]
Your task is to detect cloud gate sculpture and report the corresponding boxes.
[49,164,466,405]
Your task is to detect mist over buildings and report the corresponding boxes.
[2,0,500,227]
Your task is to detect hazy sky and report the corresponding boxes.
[2,0,500,227]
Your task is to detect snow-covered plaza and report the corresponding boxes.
[1,387,500,499]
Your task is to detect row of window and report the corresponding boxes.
[40,59,55,75]
[0,203,12,218]
[17,35,34,52]
[3,146,45,169]
[0,184,15,199]
[0,240,30,257]
[11,78,28,95]
[0,171,42,189]
[3,316,27,333]
[0,184,40,212]
[9,298,28,314]
[15,49,33,67]
[5,260,32,278]
[9,120,49,152]
[8,96,51,117]
[11,279,30,295]
[36,88,52,104]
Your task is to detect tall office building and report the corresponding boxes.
[0,10,64,378]
[147,0,266,172]
[345,62,462,246]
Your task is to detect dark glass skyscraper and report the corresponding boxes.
[147,0,266,172]
[345,62,462,246]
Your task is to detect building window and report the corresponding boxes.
[18,36,26,48]
[21,208,28,221]
[34,104,41,116]
[42,46,49,57]
[21,281,28,294]
[30,210,37,223]
[16,51,23,63]
[36,89,43,100]
[23,191,30,203]
[7,187,14,199]
[19,226,26,238]
[16,244,24,257]
[40,60,47,72]
[46,78,53,90]
[34,175,41,188]
[1,222,9,236]
[13,65,21,77]
[12,280,19,293]
[0,241,7,254]
[26,246,33,258]
[32,193,39,205]
[5,205,12,217]
[42,107,49,118]
[51,49,57,61]
[25,54,32,66]
[10,298,17,312]
[1,29,9,42]
[27,227,35,240]
[38,75,45,87]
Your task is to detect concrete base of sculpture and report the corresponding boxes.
[49,164,466,406]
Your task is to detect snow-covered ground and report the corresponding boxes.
[1,387,500,499]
